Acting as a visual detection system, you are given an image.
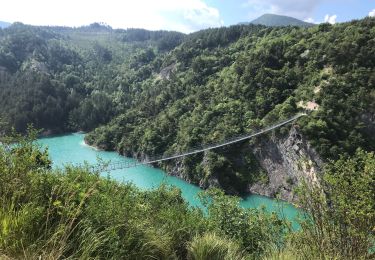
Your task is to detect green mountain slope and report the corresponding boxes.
[249,13,314,27]
[0,23,184,132]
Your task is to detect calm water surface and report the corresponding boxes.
[38,133,302,227]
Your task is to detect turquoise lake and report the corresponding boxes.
[38,133,302,227]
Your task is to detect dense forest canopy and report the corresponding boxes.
[0,23,184,133]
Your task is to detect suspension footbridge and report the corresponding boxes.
[90,113,306,172]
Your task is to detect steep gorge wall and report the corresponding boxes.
[163,125,323,203]
[248,126,323,202]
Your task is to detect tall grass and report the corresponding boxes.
[187,233,246,260]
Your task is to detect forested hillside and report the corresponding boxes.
[0,22,184,133]
[0,19,374,195]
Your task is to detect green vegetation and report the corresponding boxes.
[0,23,184,133]
[284,149,374,259]
[0,130,373,259]
[187,233,245,260]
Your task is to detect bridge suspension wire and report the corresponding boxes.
[90,113,306,172]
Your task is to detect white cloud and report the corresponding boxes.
[165,1,224,32]
[243,0,322,20]
[369,9,375,17]
[324,14,337,24]
[304,17,316,23]
[0,0,223,33]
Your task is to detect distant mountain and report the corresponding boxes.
[245,14,314,27]
[0,21,11,28]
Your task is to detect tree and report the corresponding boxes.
[294,149,375,259]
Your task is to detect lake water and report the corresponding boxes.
[38,133,302,228]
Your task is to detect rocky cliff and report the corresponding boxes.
[162,124,323,203]
[248,125,323,202]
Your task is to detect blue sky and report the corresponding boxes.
[1,0,374,33]
[211,0,375,25]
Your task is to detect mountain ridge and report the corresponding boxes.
[243,13,314,27]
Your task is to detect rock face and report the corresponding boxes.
[163,157,187,180]
[159,63,177,80]
[163,152,221,190]
[248,125,323,202]
[163,125,323,203]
